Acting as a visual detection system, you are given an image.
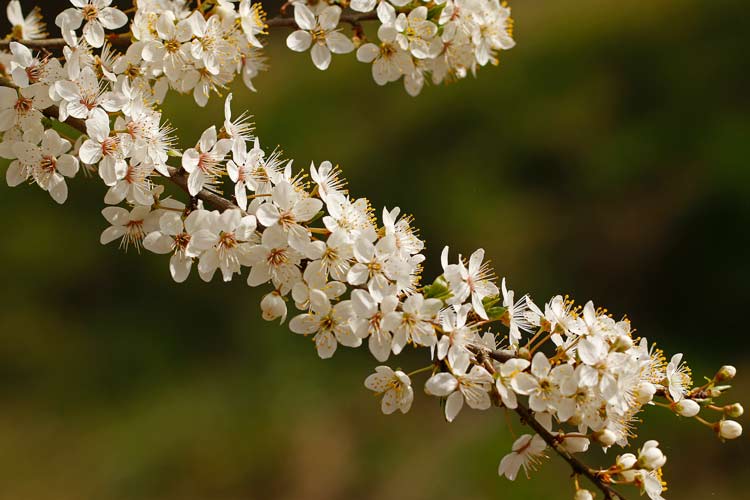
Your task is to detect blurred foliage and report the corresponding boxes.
[0,0,748,499]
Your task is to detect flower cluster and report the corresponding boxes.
[353,0,515,95]
[0,3,743,500]
[79,100,750,498]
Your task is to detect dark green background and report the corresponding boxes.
[0,0,747,498]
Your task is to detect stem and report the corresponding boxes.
[406,365,435,377]
[476,350,628,499]
[0,12,380,51]
[467,344,517,363]
[514,402,628,500]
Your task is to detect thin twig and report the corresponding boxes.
[467,344,517,363]
[514,402,628,500]
[472,346,628,499]
[0,12,380,51]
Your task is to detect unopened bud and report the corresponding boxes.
[714,365,736,382]
[260,291,287,323]
[574,489,594,500]
[616,453,637,470]
[634,382,656,405]
[561,435,590,454]
[716,420,743,440]
[638,440,667,470]
[725,403,744,418]
[673,399,700,417]
[593,429,617,447]
[704,387,723,398]
[612,334,633,352]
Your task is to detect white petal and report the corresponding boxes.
[444,391,464,422]
[326,32,354,54]
[310,44,331,71]
[293,4,316,31]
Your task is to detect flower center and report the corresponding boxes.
[218,231,238,250]
[39,155,56,174]
[101,136,120,157]
[26,63,44,84]
[82,5,99,22]
[267,247,288,267]
[164,39,181,53]
[173,232,191,251]
[14,96,33,113]
[311,28,327,43]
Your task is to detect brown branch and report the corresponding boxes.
[0,12,379,51]
[467,344,517,363]
[514,403,628,500]
[471,349,628,499]
[0,76,239,211]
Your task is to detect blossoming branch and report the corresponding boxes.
[0,2,743,500]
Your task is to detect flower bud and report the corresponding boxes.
[260,291,287,323]
[716,420,743,440]
[714,365,736,382]
[612,333,633,352]
[633,382,656,405]
[638,440,667,470]
[561,435,590,454]
[592,428,617,447]
[673,399,700,417]
[705,387,723,398]
[616,453,637,470]
[725,403,744,418]
[574,489,594,500]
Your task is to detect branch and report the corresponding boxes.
[0,76,240,211]
[514,403,627,500]
[0,12,379,51]
[468,344,517,363]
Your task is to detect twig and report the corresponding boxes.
[471,346,628,499]
[0,76,240,212]
[467,344,517,363]
[514,402,628,500]
[0,12,380,51]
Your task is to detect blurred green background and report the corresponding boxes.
[0,0,748,498]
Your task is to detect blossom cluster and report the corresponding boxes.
[0,2,743,499]
[288,0,516,95]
